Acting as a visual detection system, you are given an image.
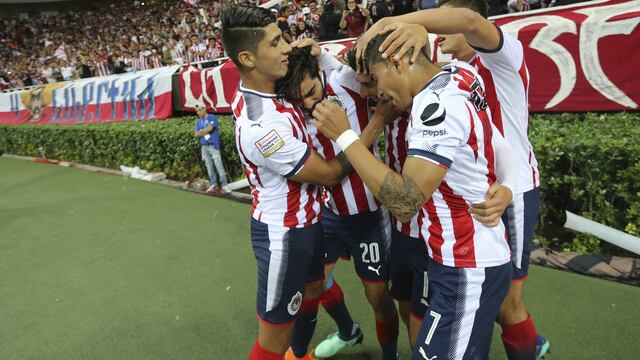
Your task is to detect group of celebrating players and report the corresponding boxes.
[221,0,549,359]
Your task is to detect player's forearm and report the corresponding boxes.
[327,118,383,183]
[343,140,424,222]
[317,49,343,71]
[493,129,518,195]
[392,8,494,49]
[358,115,385,149]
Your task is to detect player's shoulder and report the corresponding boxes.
[412,62,481,126]
[473,24,524,68]
[327,64,358,90]
[235,91,299,140]
[416,61,478,102]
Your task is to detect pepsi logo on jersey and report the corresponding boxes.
[420,102,447,127]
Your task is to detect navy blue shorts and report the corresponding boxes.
[322,206,390,282]
[502,187,541,281]
[252,218,325,325]
[389,228,430,319]
[412,261,511,360]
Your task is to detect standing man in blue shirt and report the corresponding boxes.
[194,102,229,193]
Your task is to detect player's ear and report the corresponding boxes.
[237,51,256,69]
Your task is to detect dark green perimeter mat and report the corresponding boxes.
[1,157,639,360]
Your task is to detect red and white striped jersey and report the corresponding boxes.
[306,65,380,216]
[94,59,109,77]
[233,83,322,228]
[407,61,510,268]
[470,25,539,193]
[174,45,187,63]
[190,43,208,62]
[137,53,149,70]
[131,56,142,71]
[385,114,423,239]
[151,55,163,69]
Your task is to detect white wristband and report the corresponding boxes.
[335,129,359,151]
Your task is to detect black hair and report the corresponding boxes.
[364,31,431,72]
[438,0,489,18]
[275,47,321,104]
[344,46,357,71]
[221,5,276,69]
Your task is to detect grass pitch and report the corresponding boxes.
[1,157,639,359]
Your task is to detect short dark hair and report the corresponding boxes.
[438,0,488,18]
[221,5,276,68]
[275,47,320,103]
[344,46,357,71]
[364,31,432,72]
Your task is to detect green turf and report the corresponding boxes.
[1,157,639,360]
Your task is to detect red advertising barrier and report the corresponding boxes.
[180,0,640,114]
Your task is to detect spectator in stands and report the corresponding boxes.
[77,54,93,78]
[319,2,342,40]
[290,23,299,39]
[392,0,414,15]
[59,59,75,81]
[370,0,392,23]
[416,0,438,10]
[277,6,295,43]
[296,20,314,40]
[305,3,321,35]
[340,0,371,37]
[193,102,228,193]
[150,49,163,69]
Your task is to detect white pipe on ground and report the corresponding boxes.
[224,178,249,192]
[564,211,640,255]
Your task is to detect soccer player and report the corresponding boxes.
[222,6,383,360]
[343,48,431,350]
[311,30,518,360]
[275,45,400,359]
[355,2,548,358]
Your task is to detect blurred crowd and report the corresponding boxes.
[0,0,563,92]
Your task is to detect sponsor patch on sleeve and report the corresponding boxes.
[255,130,285,158]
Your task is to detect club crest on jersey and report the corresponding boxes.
[327,95,346,111]
[420,103,446,127]
[255,130,285,158]
[287,291,303,315]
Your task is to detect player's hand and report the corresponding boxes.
[372,97,402,126]
[379,23,428,64]
[354,17,392,73]
[469,183,513,227]
[290,38,321,56]
[311,99,351,141]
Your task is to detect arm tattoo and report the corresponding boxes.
[335,151,354,178]
[378,172,427,222]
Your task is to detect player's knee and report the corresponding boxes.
[363,282,389,311]
[498,290,527,323]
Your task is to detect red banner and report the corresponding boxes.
[493,0,640,111]
[180,0,640,114]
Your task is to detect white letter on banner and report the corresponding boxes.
[502,16,577,109]
[200,68,216,111]
[321,43,348,56]
[576,1,640,109]
[209,63,230,110]
[181,65,198,108]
